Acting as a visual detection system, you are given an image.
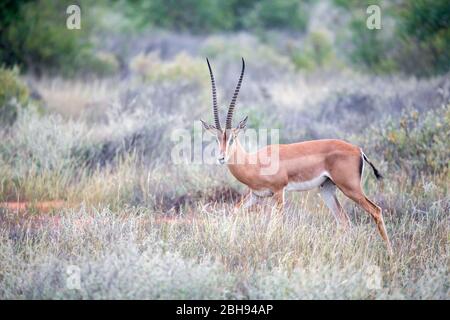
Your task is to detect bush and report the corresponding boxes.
[289,31,337,71]
[0,66,29,125]
[395,0,450,76]
[364,105,450,178]
[347,17,397,73]
[242,0,309,31]
[1,107,89,174]
[89,51,120,77]
[122,0,310,33]
[122,0,233,32]
[201,34,294,72]
[0,0,113,77]
[337,0,450,76]
[382,0,450,77]
[129,52,206,84]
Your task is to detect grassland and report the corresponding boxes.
[0,33,449,299]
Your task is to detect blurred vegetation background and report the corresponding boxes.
[0,0,449,78]
[0,0,448,200]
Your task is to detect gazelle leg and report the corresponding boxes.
[240,192,260,210]
[360,196,393,255]
[319,179,351,229]
[339,186,393,255]
[236,190,251,209]
[272,189,285,212]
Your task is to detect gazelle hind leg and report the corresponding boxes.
[363,197,393,254]
[319,179,351,229]
[339,186,393,254]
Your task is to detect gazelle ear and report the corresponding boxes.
[236,116,248,130]
[200,119,220,135]
[200,119,212,130]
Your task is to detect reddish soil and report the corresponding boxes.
[0,200,200,227]
[0,200,67,213]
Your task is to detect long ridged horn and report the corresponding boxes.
[226,58,245,129]
[206,58,221,130]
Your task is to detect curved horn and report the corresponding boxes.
[226,58,245,129]
[206,58,221,130]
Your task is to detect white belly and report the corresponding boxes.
[253,189,274,197]
[285,173,329,192]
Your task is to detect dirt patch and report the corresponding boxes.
[0,200,67,213]
[156,186,242,212]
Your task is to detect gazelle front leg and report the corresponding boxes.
[272,189,285,213]
[236,190,251,209]
[237,191,261,210]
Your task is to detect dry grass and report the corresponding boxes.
[28,78,114,119]
[0,174,448,299]
[0,34,449,299]
[0,146,448,299]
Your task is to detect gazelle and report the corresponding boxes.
[201,58,393,254]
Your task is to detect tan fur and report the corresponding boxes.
[224,136,393,254]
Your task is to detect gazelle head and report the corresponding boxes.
[201,58,248,165]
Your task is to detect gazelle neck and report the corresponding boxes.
[227,137,256,186]
[228,137,248,164]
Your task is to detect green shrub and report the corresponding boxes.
[348,17,396,73]
[289,31,337,71]
[0,66,29,125]
[122,0,310,33]
[89,51,120,77]
[129,52,206,84]
[201,35,294,71]
[0,0,112,77]
[242,0,309,31]
[364,105,450,177]
[336,0,450,76]
[122,0,233,32]
[395,0,450,76]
